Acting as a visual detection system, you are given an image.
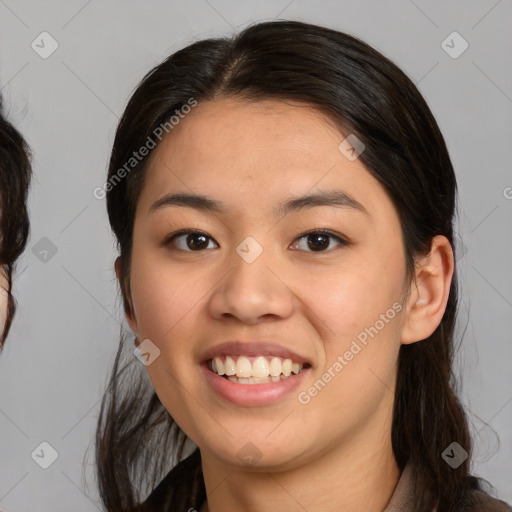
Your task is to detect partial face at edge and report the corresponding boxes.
[120,98,435,471]
[0,266,8,335]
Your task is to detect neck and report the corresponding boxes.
[199,420,401,512]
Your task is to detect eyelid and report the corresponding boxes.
[163,229,217,248]
[163,228,349,252]
[290,229,348,252]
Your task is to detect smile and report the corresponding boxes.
[209,355,309,384]
[202,356,311,406]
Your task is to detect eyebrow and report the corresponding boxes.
[149,189,370,218]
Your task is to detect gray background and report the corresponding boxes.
[0,0,511,510]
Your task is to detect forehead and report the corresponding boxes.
[137,98,395,223]
[157,97,344,165]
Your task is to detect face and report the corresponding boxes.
[124,98,411,471]
[0,265,8,335]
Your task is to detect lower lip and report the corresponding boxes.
[200,363,310,407]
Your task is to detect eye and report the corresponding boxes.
[164,230,218,251]
[163,229,348,253]
[290,229,348,253]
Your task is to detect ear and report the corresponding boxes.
[400,235,454,345]
[115,256,139,337]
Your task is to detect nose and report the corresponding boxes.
[206,239,295,325]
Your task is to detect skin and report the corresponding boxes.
[119,98,454,512]
[0,266,8,335]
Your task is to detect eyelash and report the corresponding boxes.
[163,229,349,253]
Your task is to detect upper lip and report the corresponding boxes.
[199,341,312,365]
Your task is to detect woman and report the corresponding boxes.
[0,95,31,348]
[96,20,511,511]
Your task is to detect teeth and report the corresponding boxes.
[269,357,282,377]
[236,357,252,378]
[227,374,294,384]
[225,356,236,376]
[252,356,270,378]
[211,355,305,379]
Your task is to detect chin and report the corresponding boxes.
[198,433,309,472]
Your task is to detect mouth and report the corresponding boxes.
[201,354,312,406]
[206,355,312,385]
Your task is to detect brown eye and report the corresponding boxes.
[164,229,348,253]
[291,230,347,253]
[165,231,218,251]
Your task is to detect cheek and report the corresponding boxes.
[300,257,402,342]
[128,251,201,416]
[130,253,194,342]
[0,270,8,331]
[300,256,404,402]
[128,245,218,384]
[297,274,402,441]
[0,287,8,331]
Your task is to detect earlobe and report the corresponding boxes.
[401,235,454,345]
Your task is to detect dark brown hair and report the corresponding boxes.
[0,95,31,348]
[97,20,494,511]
